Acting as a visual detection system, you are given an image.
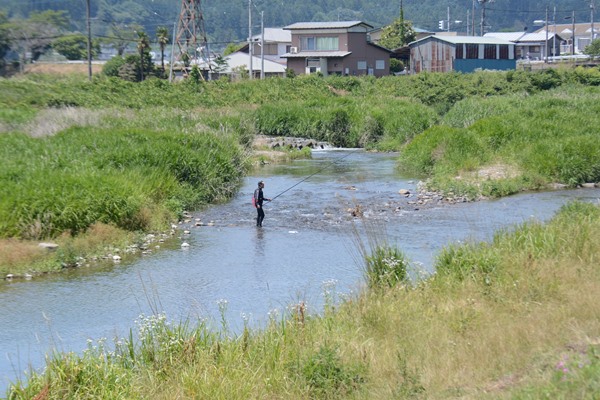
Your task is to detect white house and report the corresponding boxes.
[484,32,564,60]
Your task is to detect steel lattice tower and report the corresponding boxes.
[174,0,210,69]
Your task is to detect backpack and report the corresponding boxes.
[252,188,259,208]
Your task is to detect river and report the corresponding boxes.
[1,149,599,393]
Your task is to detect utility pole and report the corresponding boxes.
[553,7,557,57]
[591,0,596,44]
[447,6,450,32]
[545,6,549,63]
[248,0,253,79]
[572,10,576,55]
[477,0,492,36]
[169,21,177,82]
[471,0,476,35]
[467,9,470,36]
[86,0,92,81]
[260,10,264,79]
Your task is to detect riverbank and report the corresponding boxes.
[7,201,600,399]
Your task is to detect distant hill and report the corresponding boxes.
[1,0,594,51]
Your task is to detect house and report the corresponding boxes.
[533,23,599,54]
[192,51,286,80]
[282,21,391,77]
[484,32,564,60]
[239,28,292,66]
[225,51,286,79]
[409,35,516,73]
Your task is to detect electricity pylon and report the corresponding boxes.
[174,0,210,75]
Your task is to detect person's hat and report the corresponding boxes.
[258,180,264,186]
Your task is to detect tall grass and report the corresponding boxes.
[0,127,247,240]
[399,84,600,197]
[8,201,600,398]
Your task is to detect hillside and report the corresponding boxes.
[1,0,594,51]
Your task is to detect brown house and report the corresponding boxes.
[282,21,391,77]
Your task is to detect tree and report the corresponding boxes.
[156,26,169,74]
[212,54,228,74]
[5,10,69,69]
[0,13,10,72]
[223,42,242,56]
[390,58,405,74]
[53,34,100,60]
[376,17,416,50]
[106,23,142,56]
[584,39,600,61]
[102,55,126,77]
[136,30,151,81]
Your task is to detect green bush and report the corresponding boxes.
[102,56,126,77]
[300,345,364,396]
[364,245,409,289]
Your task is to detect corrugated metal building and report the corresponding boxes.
[409,35,516,73]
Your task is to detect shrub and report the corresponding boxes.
[364,245,409,289]
[300,345,364,396]
[102,56,126,77]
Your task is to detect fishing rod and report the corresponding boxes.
[267,149,358,203]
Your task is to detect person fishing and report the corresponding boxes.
[253,180,271,227]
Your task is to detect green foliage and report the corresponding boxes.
[212,55,228,73]
[101,55,126,77]
[435,241,500,282]
[300,345,364,396]
[378,17,416,50]
[401,83,600,196]
[583,38,600,60]
[529,68,562,91]
[398,126,488,177]
[324,109,351,147]
[389,58,404,74]
[364,245,409,289]
[155,26,169,71]
[52,34,100,60]
[285,67,296,79]
[223,42,243,56]
[189,65,202,84]
[0,127,246,239]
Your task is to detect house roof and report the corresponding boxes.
[484,32,562,42]
[533,23,599,37]
[282,51,352,58]
[251,28,291,43]
[409,35,514,47]
[284,21,373,30]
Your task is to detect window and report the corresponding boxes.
[456,45,463,59]
[375,60,385,70]
[499,45,509,59]
[300,36,339,51]
[466,44,479,59]
[484,44,496,59]
[260,43,278,55]
[357,61,367,70]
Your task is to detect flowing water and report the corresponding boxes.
[1,149,600,393]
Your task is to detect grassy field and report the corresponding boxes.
[6,201,600,399]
